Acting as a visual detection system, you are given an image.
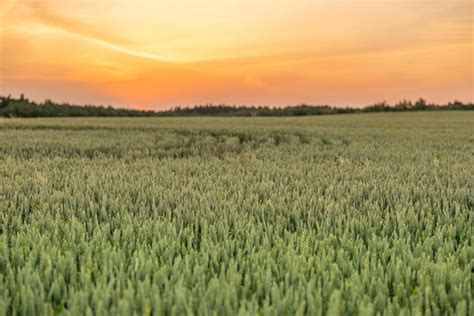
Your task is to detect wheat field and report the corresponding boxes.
[1,112,472,315]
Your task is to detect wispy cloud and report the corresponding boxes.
[26,2,181,63]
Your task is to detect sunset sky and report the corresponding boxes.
[1,0,473,109]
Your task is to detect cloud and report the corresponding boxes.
[25,2,181,63]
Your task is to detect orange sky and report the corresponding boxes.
[1,0,473,109]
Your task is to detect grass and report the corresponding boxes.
[0,112,472,315]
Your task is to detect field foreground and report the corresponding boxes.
[1,112,473,315]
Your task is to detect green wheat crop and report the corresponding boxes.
[1,112,472,315]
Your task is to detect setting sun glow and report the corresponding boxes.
[1,0,473,109]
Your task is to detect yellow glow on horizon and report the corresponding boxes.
[1,0,473,108]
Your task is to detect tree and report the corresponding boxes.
[414,98,427,110]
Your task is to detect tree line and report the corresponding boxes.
[1,94,472,118]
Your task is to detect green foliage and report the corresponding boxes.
[0,112,472,315]
[0,95,473,118]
